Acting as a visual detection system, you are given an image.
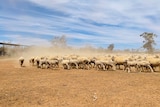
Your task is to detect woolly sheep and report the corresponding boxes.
[145,56,160,72]
[19,56,24,67]
[136,60,154,72]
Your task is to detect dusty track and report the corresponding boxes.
[0,59,160,107]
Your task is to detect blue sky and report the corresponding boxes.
[0,0,160,49]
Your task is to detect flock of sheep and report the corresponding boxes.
[18,53,160,73]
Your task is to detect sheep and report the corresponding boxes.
[114,55,128,70]
[35,57,40,68]
[29,57,35,66]
[145,56,160,72]
[61,59,70,69]
[103,59,116,71]
[124,57,154,73]
[69,54,79,60]
[47,59,59,69]
[136,60,154,72]
[95,58,116,71]
[82,59,92,70]
[89,57,96,68]
[77,57,91,70]
[61,56,90,70]
[124,60,138,73]
[39,57,50,69]
[19,56,24,67]
[47,56,63,69]
[24,54,160,73]
[68,59,79,69]
[94,56,109,70]
[95,60,106,70]
[59,55,95,70]
[123,55,147,73]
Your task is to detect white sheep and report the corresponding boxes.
[39,57,50,69]
[77,57,91,70]
[145,56,160,72]
[95,60,106,70]
[61,59,70,69]
[29,57,35,66]
[19,56,24,67]
[34,56,40,68]
[124,60,138,73]
[136,60,154,72]
[114,55,128,70]
[95,58,116,71]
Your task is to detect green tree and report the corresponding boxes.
[140,32,157,53]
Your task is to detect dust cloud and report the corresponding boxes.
[7,45,107,60]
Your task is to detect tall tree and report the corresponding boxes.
[51,35,67,47]
[107,44,114,52]
[140,32,157,53]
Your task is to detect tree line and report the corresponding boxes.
[51,32,158,53]
[0,32,158,56]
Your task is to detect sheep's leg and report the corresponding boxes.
[97,64,101,70]
[144,65,149,72]
[86,64,90,70]
[139,65,143,72]
[52,63,56,69]
[110,64,116,71]
[79,63,83,69]
[123,64,127,71]
[126,67,129,73]
[90,62,95,68]
[101,63,105,70]
[74,62,78,69]
[75,63,78,69]
[31,59,34,66]
[141,66,145,72]
[127,66,131,73]
[95,64,98,70]
[56,62,59,68]
[147,65,154,72]
[20,60,24,67]
[64,63,70,69]
[136,65,140,72]
[67,63,71,69]
[41,63,45,69]
[95,63,101,70]
[66,63,70,69]
[108,65,112,70]
[116,64,120,70]
[40,62,43,69]
[145,65,150,72]
[88,64,92,69]
[36,61,39,68]
[135,65,138,72]
[142,65,148,72]
[83,63,86,69]
[46,62,50,69]
[132,65,136,72]
[104,64,108,71]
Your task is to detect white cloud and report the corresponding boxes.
[3,35,51,46]
[0,0,160,49]
[29,0,71,5]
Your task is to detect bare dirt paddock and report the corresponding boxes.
[0,59,160,107]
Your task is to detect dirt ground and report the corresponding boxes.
[0,58,160,107]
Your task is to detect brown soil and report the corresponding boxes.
[0,59,160,107]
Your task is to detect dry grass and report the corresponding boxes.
[0,59,160,107]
